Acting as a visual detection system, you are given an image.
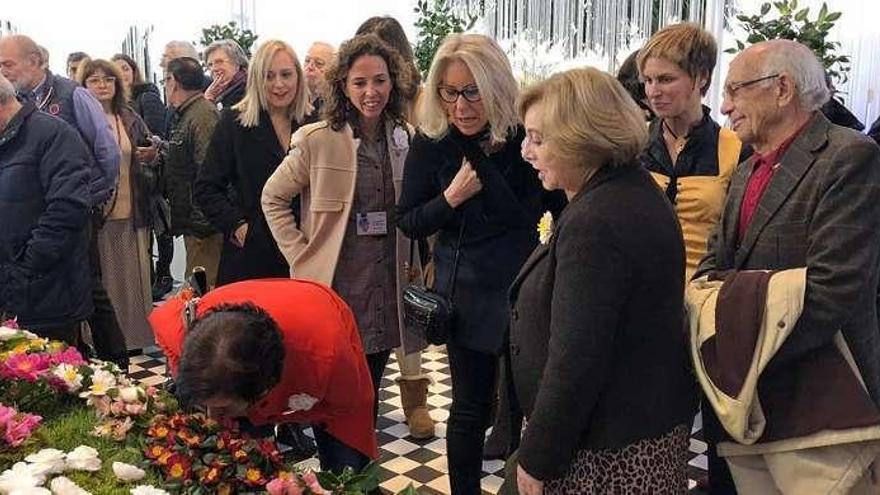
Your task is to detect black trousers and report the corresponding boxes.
[702,402,739,494]
[366,349,392,424]
[31,322,80,346]
[447,341,498,495]
[87,216,129,369]
[154,231,173,279]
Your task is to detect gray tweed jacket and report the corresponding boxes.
[697,112,880,406]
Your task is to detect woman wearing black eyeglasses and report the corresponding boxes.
[397,33,564,494]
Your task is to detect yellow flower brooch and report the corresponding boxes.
[537,211,554,245]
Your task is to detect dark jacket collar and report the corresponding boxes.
[565,160,641,212]
[643,105,720,176]
[175,92,205,115]
[131,82,161,100]
[0,102,37,148]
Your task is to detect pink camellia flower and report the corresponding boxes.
[2,411,42,446]
[48,347,86,367]
[0,404,16,426]
[109,400,126,416]
[266,476,304,495]
[301,471,327,494]
[1,318,18,329]
[124,403,147,416]
[89,396,113,417]
[2,352,51,382]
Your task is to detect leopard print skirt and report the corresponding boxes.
[544,424,691,494]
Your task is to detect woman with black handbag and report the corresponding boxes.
[396,33,564,494]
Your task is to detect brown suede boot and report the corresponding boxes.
[398,377,435,439]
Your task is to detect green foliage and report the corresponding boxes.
[727,0,850,85]
[413,0,478,77]
[0,407,163,494]
[315,460,381,493]
[197,21,258,57]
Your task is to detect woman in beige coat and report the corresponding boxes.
[262,34,418,424]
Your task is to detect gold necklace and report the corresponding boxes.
[663,120,688,156]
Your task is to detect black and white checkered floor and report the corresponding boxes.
[130,347,709,494]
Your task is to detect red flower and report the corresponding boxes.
[165,454,192,480]
[242,466,268,487]
[177,428,202,447]
[257,439,283,463]
[144,444,168,460]
[198,465,223,485]
[232,448,248,463]
[147,424,170,439]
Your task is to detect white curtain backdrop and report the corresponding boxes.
[720,0,880,129]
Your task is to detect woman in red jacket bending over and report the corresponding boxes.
[149,278,377,472]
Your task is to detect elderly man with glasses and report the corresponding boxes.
[691,39,880,494]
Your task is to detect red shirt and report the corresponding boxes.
[150,279,378,459]
[736,126,807,241]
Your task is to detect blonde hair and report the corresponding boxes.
[518,67,649,169]
[233,40,310,128]
[637,22,717,95]
[419,33,519,145]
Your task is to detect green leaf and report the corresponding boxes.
[825,11,842,22]
[794,8,809,21]
[819,2,828,20]
[761,3,772,15]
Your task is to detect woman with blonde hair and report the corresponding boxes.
[262,34,416,471]
[506,66,695,494]
[195,39,312,286]
[638,22,750,281]
[638,23,751,493]
[397,33,564,493]
[78,58,159,356]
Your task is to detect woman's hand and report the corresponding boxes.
[443,159,483,208]
[517,465,544,495]
[135,137,158,163]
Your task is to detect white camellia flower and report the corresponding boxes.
[112,462,145,482]
[9,487,52,495]
[64,446,101,472]
[51,365,84,394]
[0,326,19,340]
[117,386,143,404]
[24,449,67,476]
[129,486,170,495]
[0,462,46,493]
[49,476,92,495]
[80,370,116,398]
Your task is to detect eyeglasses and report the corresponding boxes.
[85,76,117,86]
[723,73,779,99]
[438,85,481,103]
[304,57,326,70]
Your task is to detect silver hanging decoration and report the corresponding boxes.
[449,0,714,73]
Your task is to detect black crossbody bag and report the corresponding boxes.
[402,220,466,346]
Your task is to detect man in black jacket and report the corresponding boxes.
[0,73,93,343]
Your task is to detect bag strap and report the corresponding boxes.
[406,216,466,298]
[446,218,467,300]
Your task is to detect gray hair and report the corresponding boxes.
[204,39,248,70]
[0,73,16,103]
[758,39,830,111]
[165,40,199,60]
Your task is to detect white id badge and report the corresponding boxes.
[356,211,388,236]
